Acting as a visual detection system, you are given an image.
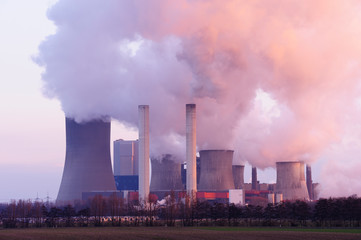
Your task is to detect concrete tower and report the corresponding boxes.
[57,118,116,203]
[150,155,183,191]
[198,150,235,191]
[138,105,150,202]
[232,165,245,189]
[306,164,313,200]
[252,167,258,190]
[186,104,197,194]
[275,161,309,201]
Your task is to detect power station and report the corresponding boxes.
[150,154,183,192]
[138,105,150,202]
[275,161,310,201]
[232,165,245,190]
[57,105,318,204]
[57,118,116,203]
[198,150,235,191]
[186,104,197,194]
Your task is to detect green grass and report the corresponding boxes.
[200,226,361,233]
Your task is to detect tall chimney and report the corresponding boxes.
[138,105,150,202]
[252,167,258,190]
[186,104,197,194]
[306,164,313,200]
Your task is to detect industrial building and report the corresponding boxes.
[186,104,197,194]
[150,154,183,192]
[113,139,139,193]
[57,118,117,203]
[306,164,314,200]
[232,165,245,190]
[56,105,319,206]
[113,139,139,176]
[138,105,150,202]
[275,161,310,201]
[198,150,235,192]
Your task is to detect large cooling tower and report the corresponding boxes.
[57,118,116,202]
[150,155,183,191]
[198,150,235,191]
[232,165,245,189]
[275,161,309,201]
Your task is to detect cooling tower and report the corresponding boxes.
[198,150,235,191]
[138,105,150,202]
[150,155,183,191]
[186,104,197,193]
[232,165,245,189]
[275,161,309,201]
[57,118,116,202]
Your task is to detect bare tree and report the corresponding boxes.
[108,193,124,226]
[16,199,32,228]
[4,200,17,228]
[90,195,106,226]
[32,200,44,227]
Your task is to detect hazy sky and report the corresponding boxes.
[0,0,138,201]
[0,0,275,201]
[2,0,361,202]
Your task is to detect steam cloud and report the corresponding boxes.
[36,0,361,196]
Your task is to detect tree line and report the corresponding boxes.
[1,193,360,228]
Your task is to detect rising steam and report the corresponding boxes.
[36,0,361,196]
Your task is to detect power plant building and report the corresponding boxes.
[186,104,197,194]
[113,139,139,176]
[138,105,150,202]
[55,106,320,206]
[57,118,116,203]
[275,161,309,201]
[150,154,183,191]
[198,150,235,191]
[306,164,314,200]
[232,165,245,189]
[252,167,259,190]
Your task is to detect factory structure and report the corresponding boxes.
[56,104,319,206]
[57,118,116,203]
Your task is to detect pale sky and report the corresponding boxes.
[0,0,139,201]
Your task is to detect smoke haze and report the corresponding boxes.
[35,0,361,197]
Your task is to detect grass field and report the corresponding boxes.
[201,226,361,233]
[1,227,361,240]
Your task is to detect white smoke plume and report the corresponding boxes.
[36,0,361,196]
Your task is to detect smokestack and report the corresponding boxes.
[275,161,309,201]
[57,118,116,202]
[232,165,245,189]
[150,154,183,191]
[138,105,150,202]
[198,150,235,191]
[252,167,258,190]
[306,164,313,200]
[186,104,197,194]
